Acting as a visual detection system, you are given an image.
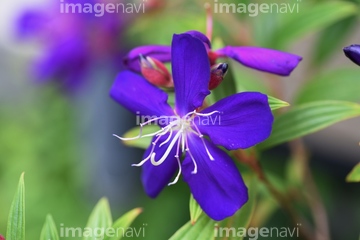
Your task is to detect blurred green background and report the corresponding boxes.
[0,0,359,239]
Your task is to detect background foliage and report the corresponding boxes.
[0,0,359,239]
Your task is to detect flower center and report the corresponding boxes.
[113,110,219,186]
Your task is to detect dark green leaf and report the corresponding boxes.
[295,68,360,104]
[258,101,360,150]
[268,2,357,49]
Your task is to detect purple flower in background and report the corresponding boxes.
[16,0,126,91]
[124,30,302,79]
[111,33,273,220]
[343,44,360,66]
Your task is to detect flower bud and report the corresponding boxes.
[0,234,5,240]
[140,54,173,87]
[209,63,228,90]
[343,44,360,66]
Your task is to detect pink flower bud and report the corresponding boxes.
[140,55,173,87]
[209,63,228,90]
[0,234,5,240]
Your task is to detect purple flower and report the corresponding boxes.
[343,44,360,66]
[110,33,273,220]
[16,0,126,91]
[124,30,302,77]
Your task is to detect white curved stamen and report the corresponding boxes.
[185,137,198,174]
[112,130,143,141]
[112,120,165,141]
[184,110,196,118]
[151,130,182,166]
[193,110,220,117]
[168,136,182,186]
[119,108,221,183]
[159,128,173,147]
[192,122,215,161]
[131,133,163,167]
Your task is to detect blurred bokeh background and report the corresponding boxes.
[0,0,359,239]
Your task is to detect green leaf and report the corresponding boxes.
[169,214,215,240]
[105,208,142,240]
[40,214,59,240]
[295,68,360,104]
[121,125,160,149]
[346,162,360,182]
[268,2,358,49]
[83,198,112,240]
[189,194,203,225]
[258,101,360,150]
[312,16,356,66]
[216,176,257,240]
[6,172,25,240]
[268,95,290,111]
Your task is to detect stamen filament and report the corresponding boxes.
[193,110,220,117]
[151,130,181,166]
[159,128,173,147]
[192,123,215,161]
[168,136,182,186]
[185,137,198,174]
[131,133,163,167]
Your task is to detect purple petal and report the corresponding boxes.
[185,30,211,49]
[124,45,171,72]
[182,133,248,221]
[196,92,273,150]
[172,33,210,116]
[16,10,49,37]
[110,71,174,117]
[33,37,88,85]
[216,46,302,76]
[343,44,360,66]
[141,133,179,198]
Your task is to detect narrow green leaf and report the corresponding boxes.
[346,162,360,182]
[169,214,215,240]
[268,95,290,111]
[189,194,203,225]
[6,172,25,240]
[83,198,112,240]
[105,208,143,240]
[40,214,59,240]
[268,2,357,48]
[258,101,360,150]
[121,125,160,149]
[295,68,360,104]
